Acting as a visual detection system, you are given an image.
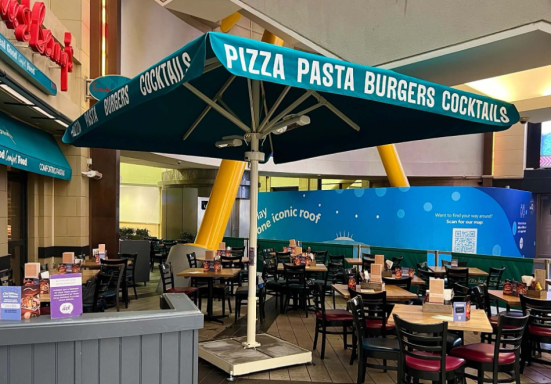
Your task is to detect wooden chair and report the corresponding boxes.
[312,250,328,265]
[520,294,551,372]
[486,267,505,290]
[311,283,353,359]
[348,296,399,383]
[83,271,113,313]
[118,252,138,300]
[159,263,198,305]
[283,264,309,317]
[451,313,528,384]
[446,267,469,290]
[394,314,466,384]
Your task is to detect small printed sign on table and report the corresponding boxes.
[50,273,83,319]
[0,286,21,320]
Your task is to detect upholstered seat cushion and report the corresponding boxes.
[361,337,400,352]
[167,286,198,295]
[451,343,515,364]
[316,309,353,322]
[406,351,465,372]
[528,325,551,337]
[365,319,396,330]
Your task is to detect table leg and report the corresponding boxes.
[203,278,227,323]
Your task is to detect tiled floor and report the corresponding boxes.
[107,274,551,384]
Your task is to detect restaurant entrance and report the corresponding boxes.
[8,170,27,285]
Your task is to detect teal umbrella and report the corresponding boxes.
[63,32,519,348]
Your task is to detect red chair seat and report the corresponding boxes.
[406,351,465,372]
[365,319,396,330]
[451,343,515,364]
[316,309,353,322]
[529,325,551,337]
[167,287,199,295]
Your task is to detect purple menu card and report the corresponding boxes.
[50,273,83,319]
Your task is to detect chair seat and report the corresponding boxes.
[365,319,395,330]
[448,333,462,349]
[316,309,353,322]
[451,343,515,364]
[266,281,284,290]
[362,337,400,352]
[167,287,199,295]
[406,352,465,372]
[236,286,260,297]
[528,325,551,337]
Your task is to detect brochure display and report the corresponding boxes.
[0,286,21,320]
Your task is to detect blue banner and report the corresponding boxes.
[257,187,535,258]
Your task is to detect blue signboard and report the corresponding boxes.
[89,75,130,100]
[0,33,57,95]
[257,187,536,258]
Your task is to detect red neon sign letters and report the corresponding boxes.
[0,0,73,91]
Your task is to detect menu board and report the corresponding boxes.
[0,286,21,320]
[429,278,445,303]
[374,255,385,265]
[22,279,40,319]
[50,274,83,319]
[371,264,382,283]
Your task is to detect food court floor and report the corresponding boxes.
[108,275,551,384]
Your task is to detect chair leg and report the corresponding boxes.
[343,325,347,350]
[350,332,356,365]
[235,297,239,322]
[227,294,232,314]
[477,367,484,384]
[222,293,226,316]
[313,321,319,351]
[333,290,336,309]
[514,361,521,384]
[321,324,327,360]
[357,351,365,384]
[133,277,138,300]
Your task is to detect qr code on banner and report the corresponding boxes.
[452,228,478,254]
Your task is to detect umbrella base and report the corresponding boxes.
[199,334,312,377]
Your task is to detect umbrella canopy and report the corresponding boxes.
[63,32,519,161]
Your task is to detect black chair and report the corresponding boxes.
[452,283,471,302]
[100,261,127,312]
[0,269,13,286]
[159,263,199,305]
[443,259,468,268]
[310,283,353,359]
[520,294,551,372]
[446,267,469,290]
[119,252,138,300]
[261,248,275,261]
[391,256,403,270]
[321,262,343,309]
[394,314,466,384]
[83,271,113,313]
[416,261,428,272]
[283,264,309,317]
[383,276,411,291]
[349,290,394,365]
[348,296,399,383]
[451,313,528,384]
[312,250,328,265]
[416,269,437,301]
[235,285,266,323]
[220,255,243,294]
[362,256,374,272]
[486,267,505,290]
[150,240,166,271]
[329,254,345,282]
[262,258,285,309]
[276,252,291,280]
[231,246,246,255]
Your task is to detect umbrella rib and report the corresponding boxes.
[183,83,251,133]
[261,89,313,133]
[258,86,290,132]
[182,75,236,140]
[313,92,360,132]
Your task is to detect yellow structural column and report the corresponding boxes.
[377,144,410,187]
[194,160,246,250]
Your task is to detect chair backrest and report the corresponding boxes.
[348,296,367,340]
[348,288,390,335]
[312,250,328,265]
[328,255,345,270]
[99,262,125,291]
[393,314,448,384]
[221,255,243,268]
[493,313,529,368]
[311,283,326,318]
[118,253,137,273]
[163,240,176,246]
[262,248,275,259]
[520,294,551,336]
[486,267,505,290]
[417,269,436,298]
[457,261,468,267]
[186,252,197,268]
[362,257,374,272]
[472,284,491,315]
[391,256,403,269]
[324,262,342,286]
[383,276,411,291]
[445,267,469,289]
[416,261,428,272]
[276,252,291,264]
[92,271,113,312]
[451,283,470,302]
[442,260,451,267]
[262,258,278,282]
[231,246,246,256]
[159,263,175,292]
[0,269,13,286]
[283,264,306,288]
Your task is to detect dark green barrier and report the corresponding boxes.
[222,237,245,248]
[370,247,428,272]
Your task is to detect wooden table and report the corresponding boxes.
[428,266,488,277]
[345,258,373,266]
[41,270,100,302]
[332,284,418,301]
[82,259,133,270]
[388,304,493,333]
[197,256,249,263]
[277,263,328,272]
[178,268,241,322]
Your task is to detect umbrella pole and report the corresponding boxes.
[245,133,261,348]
